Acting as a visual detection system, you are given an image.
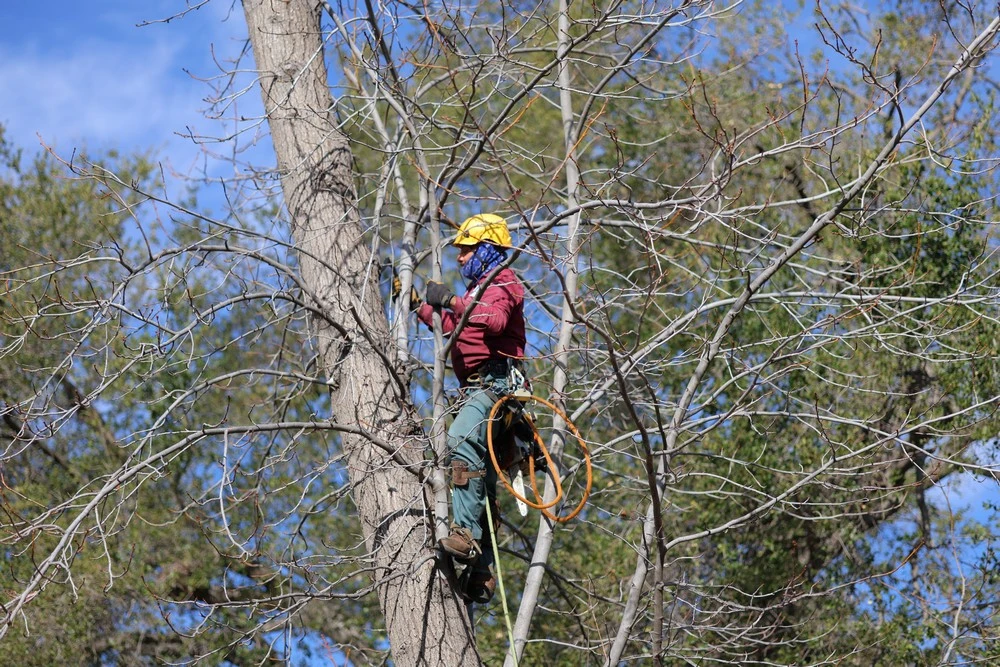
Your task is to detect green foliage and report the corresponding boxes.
[0,130,383,664]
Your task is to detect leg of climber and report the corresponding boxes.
[439,385,497,563]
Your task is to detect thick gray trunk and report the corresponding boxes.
[242,2,479,664]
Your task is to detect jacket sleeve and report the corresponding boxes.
[416,302,458,334]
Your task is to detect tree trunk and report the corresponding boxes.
[241,2,479,664]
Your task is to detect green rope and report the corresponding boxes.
[485,497,518,666]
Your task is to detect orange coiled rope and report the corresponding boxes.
[486,393,592,523]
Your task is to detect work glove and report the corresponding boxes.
[425,280,454,308]
[391,275,422,311]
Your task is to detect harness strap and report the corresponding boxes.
[465,358,523,387]
[451,460,486,487]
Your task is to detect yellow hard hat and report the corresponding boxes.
[453,213,512,248]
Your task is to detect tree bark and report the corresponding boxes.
[241,2,479,664]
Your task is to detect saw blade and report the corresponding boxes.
[512,470,528,516]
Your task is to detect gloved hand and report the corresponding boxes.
[425,280,454,309]
[392,276,422,311]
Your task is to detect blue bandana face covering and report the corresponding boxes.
[461,243,508,285]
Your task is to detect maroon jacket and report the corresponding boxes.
[417,268,526,385]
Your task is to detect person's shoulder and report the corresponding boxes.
[476,267,519,284]
[496,266,521,280]
[491,267,523,287]
[475,268,522,300]
[495,268,524,300]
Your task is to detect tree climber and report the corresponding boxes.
[411,213,526,603]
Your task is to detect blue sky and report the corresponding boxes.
[1,1,253,180]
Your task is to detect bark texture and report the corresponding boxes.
[242,1,479,663]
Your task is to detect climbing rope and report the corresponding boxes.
[486,393,593,523]
[476,391,591,662]
[484,497,518,666]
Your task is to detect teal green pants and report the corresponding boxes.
[448,374,510,572]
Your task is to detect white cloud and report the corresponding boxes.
[0,3,253,169]
[3,43,177,147]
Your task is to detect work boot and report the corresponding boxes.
[465,568,496,604]
[439,525,481,564]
